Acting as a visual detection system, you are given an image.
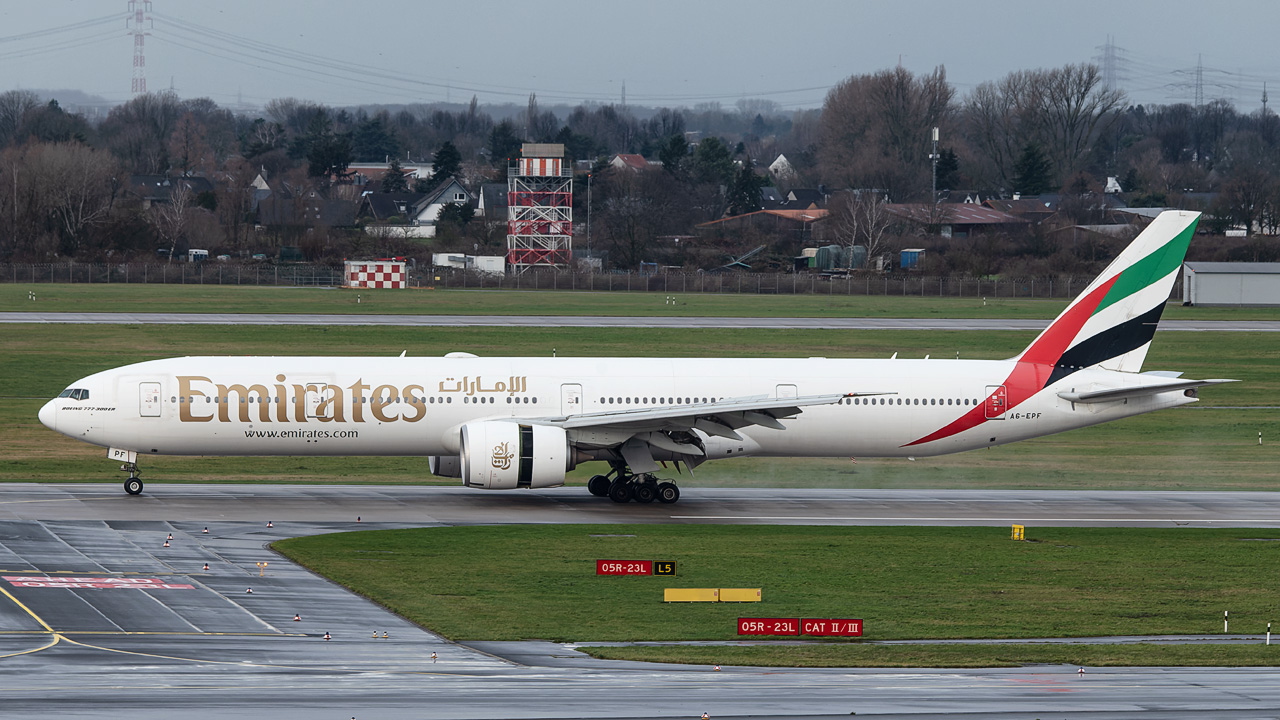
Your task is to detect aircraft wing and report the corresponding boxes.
[1057,378,1236,404]
[548,392,889,432]
[523,392,893,472]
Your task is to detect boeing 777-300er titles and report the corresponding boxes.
[39,211,1231,504]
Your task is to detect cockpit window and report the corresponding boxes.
[58,388,89,400]
[58,389,73,398]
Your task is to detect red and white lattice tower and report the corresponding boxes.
[127,0,153,95]
[507,143,572,272]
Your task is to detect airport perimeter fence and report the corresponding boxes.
[1,262,1181,300]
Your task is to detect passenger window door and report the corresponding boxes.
[139,382,161,417]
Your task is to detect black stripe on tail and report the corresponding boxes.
[1046,304,1165,386]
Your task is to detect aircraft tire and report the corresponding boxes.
[656,482,680,504]
[587,475,611,497]
[124,478,144,495]
[633,482,657,504]
[608,479,633,503]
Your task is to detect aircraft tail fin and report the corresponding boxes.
[1014,210,1200,380]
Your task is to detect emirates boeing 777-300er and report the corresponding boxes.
[39,211,1230,504]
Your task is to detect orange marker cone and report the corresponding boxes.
[267,521,273,528]
[357,516,361,523]
[246,588,253,594]
[1078,667,1085,676]
[382,632,388,639]
[702,713,710,720]
[163,540,169,548]
[202,563,209,571]
[713,665,721,671]
[431,652,437,661]
[373,630,379,638]
[202,527,208,534]
[323,632,331,641]
[294,614,301,621]
[167,533,173,540]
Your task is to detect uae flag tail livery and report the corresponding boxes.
[908,210,1232,449]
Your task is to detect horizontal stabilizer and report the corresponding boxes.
[1057,378,1237,404]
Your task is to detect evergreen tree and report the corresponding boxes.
[658,134,688,178]
[300,111,353,179]
[351,116,399,162]
[935,147,960,190]
[432,141,462,180]
[1012,143,1053,196]
[690,137,734,186]
[487,121,524,168]
[436,202,475,227]
[726,163,765,216]
[381,156,409,193]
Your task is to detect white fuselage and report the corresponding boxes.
[39,355,1197,463]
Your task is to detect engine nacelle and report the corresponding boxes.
[428,455,461,478]
[459,421,573,490]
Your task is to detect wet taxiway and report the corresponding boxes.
[2,483,1279,719]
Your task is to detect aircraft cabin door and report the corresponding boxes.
[139,382,161,417]
[305,384,331,419]
[984,385,1008,419]
[560,384,583,415]
[776,384,798,400]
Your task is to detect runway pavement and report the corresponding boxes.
[2,483,1280,718]
[3,310,1280,331]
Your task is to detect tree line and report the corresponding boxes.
[1,61,1278,272]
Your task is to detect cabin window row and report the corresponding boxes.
[841,397,979,406]
[599,397,715,405]
[166,395,541,405]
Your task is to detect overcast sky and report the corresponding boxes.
[2,0,1277,113]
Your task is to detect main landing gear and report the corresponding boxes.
[587,470,680,505]
[121,462,144,495]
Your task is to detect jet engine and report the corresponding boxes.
[459,421,573,490]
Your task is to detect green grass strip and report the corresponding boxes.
[274,525,1280,650]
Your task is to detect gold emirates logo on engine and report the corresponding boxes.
[490,441,514,470]
[175,374,528,424]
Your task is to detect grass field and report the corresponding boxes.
[5,283,1280,320]
[274,524,1280,666]
[3,323,1276,489]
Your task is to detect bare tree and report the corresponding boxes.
[830,191,893,268]
[964,71,1037,189]
[1033,64,1126,181]
[819,66,954,200]
[167,112,213,176]
[99,91,182,173]
[28,143,119,256]
[149,181,195,262]
[964,64,1123,189]
[0,90,39,147]
[216,156,259,250]
[598,170,677,268]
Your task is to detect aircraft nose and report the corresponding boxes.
[38,400,58,432]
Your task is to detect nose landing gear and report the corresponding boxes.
[121,462,144,495]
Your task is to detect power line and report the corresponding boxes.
[0,13,124,44]
[149,12,838,106]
